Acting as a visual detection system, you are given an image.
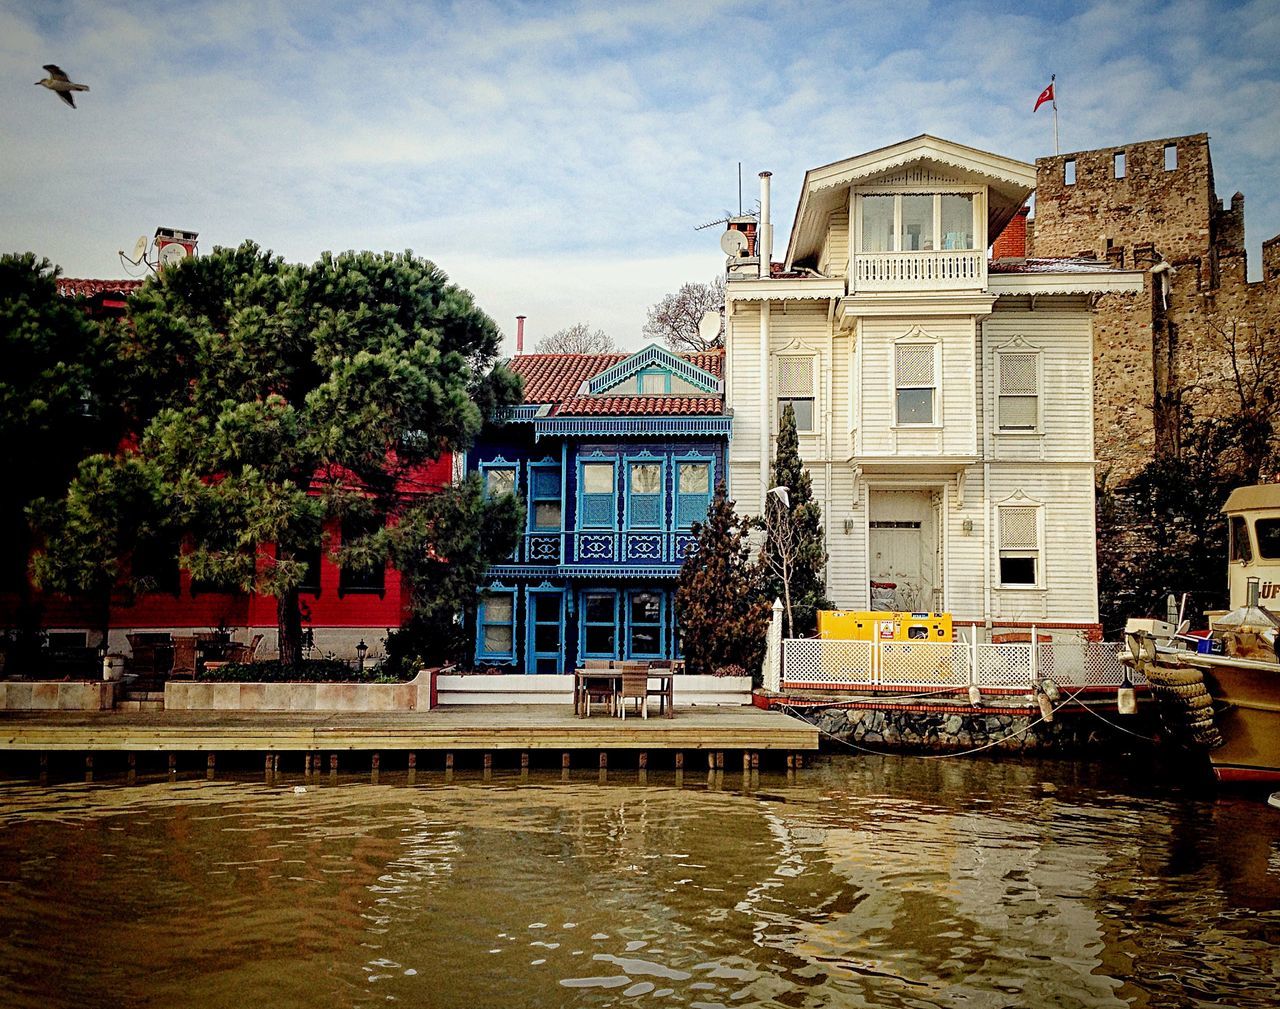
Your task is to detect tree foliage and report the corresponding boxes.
[533,322,617,354]
[383,475,523,672]
[30,244,522,664]
[0,254,133,653]
[759,404,829,637]
[643,275,725,352]
[675,483,771,679]
[1096,408,1274,635]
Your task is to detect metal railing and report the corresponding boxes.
[780,638,1141,692]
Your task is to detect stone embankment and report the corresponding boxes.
[796,702,1152,755]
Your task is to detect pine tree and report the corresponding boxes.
[761,403,829,637]
[30,244,522,666]
[675,482,771,679]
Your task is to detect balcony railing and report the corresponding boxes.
[854,249,985,292]
[518,530,699,566]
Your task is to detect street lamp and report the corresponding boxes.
[356,638,368,675]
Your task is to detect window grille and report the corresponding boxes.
[998,504,1040,586]
[997,351,1039,431]
[776,356,815,431]
[580,462,617,529]
[676,461,712,528]
[895,343,936,424]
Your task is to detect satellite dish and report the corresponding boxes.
[131,236,148,261]
[158,243,188,267]
[698,310,721,344]
[720,229,749,256]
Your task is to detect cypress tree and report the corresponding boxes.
[761,403,829,637]
[675,482,771,679]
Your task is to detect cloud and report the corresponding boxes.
[2,0,1278,327]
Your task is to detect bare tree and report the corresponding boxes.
[533,323,617,354]
[643,275,725,353]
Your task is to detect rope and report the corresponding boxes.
[781,681,1149,760]
[1063,692,1159,743]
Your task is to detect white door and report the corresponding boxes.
[868,490,937,611]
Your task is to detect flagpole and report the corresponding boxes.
[1051,74,1059,155]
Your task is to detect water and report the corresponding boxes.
[1,756,1278,1008]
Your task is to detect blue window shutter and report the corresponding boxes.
[676,492,710,528]
[583,493,615,527]
[631,494,661,527]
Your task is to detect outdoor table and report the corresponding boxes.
[573,668,675,719]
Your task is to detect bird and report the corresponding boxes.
[35,64,89,108]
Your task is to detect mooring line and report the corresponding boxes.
[780,682,1149,760]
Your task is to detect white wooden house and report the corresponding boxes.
[723,136,1143,640]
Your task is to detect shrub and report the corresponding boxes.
[197,659,392,683]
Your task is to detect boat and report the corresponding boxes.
[1122,484,1280,784]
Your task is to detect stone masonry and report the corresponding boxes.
[1028,133,1280,480]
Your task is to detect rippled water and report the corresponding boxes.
[1,756,1278,1008]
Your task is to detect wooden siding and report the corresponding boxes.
[986,465,1099,623]
[983,298,1095,463]
[856,315,977,457]
[819,209,849,278]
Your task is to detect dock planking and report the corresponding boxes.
[0,704,818,754]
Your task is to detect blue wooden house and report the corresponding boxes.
[468,344,731,673]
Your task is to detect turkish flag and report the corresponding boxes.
[1033,81,1055,112]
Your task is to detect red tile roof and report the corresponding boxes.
[57,278,144,298]
[509,349,725,417]
[558,395,723,416]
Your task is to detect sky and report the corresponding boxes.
[3,0,1278,353]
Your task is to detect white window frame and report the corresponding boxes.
[993,341,1043,435]
[892,333,941,428]
[996,494,1044,590]
[855,188,983,254]
[772,351,818,435]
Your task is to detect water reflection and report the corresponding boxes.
[0,756,1276,1008]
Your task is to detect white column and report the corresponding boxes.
[759,299,770,510]
[763,598,783,692]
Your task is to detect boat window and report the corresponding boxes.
[1229,516,1253,562]
[1256,518,1280,559]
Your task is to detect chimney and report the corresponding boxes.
[991,205,1029,260]
[758,172,773,279]
[516,315,526,353]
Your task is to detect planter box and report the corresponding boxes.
[0,680,116,711]
[436,673,753,706]
[164,669,435,712]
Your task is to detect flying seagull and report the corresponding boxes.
[35,65,89,108]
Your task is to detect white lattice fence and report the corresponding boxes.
[781,639,875,687]
[879,642,970,687]
[1039,642,1144,686]
[779,639,1136,693]
[974,644,1034,690]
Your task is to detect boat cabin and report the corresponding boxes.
[1225,485,1280,608]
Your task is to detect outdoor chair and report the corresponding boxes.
[618,669,649,719]
[170,636,198,679]
[647,659,674,717]
[581,672,615,717]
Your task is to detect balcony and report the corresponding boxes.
[517,530,698,567]
[853,249,985,293]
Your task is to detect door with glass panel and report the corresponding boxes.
[626,590,665,659]
[525,589,564,674]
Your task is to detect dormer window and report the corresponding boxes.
[638,370,668,394]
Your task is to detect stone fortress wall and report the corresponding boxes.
[1028,133,1280,481]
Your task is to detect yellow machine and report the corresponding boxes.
[817,610,953,643]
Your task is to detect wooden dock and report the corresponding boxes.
[0,704,817,756]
